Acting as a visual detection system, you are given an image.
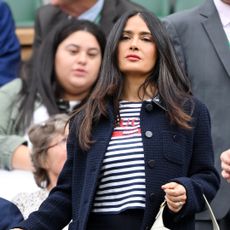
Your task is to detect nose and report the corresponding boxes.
[129,37,139,51]
[77,51,87,65]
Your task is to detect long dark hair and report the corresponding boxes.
[72,10,192,150]
[15,19,106,131]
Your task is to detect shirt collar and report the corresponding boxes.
[78,0,104,22]
[214,0,230,27]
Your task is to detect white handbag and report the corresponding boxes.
[151,200,169,230]
[151,194,220,230]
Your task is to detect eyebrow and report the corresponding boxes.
[123,30,152,36]
[66,44,100,51]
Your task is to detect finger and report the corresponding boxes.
[165,196,184,213]
[220,150,230,163]
[221,162,230,173]
[165,193,187,203]
[163,184,186,197]
[161,182,178,190]
[221,170,230,179]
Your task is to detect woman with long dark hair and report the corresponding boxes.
[13,10,219,230]
[0,19,106,171]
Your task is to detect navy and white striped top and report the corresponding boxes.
[92,101,146,214]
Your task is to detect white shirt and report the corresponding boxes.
[214,0,230,44]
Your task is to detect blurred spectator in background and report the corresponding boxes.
[0,0,20,86]
[163,0,230,229]
[0,197,23,230]
[0,19,105,172]
[33,0,144,52]
[12,114,68,219]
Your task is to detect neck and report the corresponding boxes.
[122,74,156,102]
[46,174,57,191]
[61,90,89,101]
[61,0,98,16]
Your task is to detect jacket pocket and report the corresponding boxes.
[162,131,186,165]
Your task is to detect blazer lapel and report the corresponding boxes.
[100,0,120,36]
[200,0,230,77]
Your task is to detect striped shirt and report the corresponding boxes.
[92,101,146,214]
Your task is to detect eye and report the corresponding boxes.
[67,49,78,55]
[141,36,153,42]
[87,50,99,58]
[120,34,130,40]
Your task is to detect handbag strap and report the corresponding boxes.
[202,194,220,230]
[151,200,170,229]
[151,195,220,230]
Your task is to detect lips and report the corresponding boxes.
[126,54,141,61]
[72,68,87,76]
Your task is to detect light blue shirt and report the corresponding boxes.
[78,0,104,23]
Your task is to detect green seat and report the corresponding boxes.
[4,0,42,27]
[174,0,205,12]
[130,0,171,18]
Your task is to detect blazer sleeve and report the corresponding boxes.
[0,197,24,229]
[170,100,220,220]
[0,79,26,170]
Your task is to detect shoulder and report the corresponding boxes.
[36,4,63,25]
[0,0,9,11]
[163,3,202,28]
[13,189,48,208]
[164,12,195,31]
[0,78,22,96]
[37,4,61,16]
[0,197,23,222]
[189,97,211,126]
[0,1,12,21]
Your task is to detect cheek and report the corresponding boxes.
[55,60,71,83]
[117,45,123,69]
[52,151,67,172]
[89,58,102,77]
[146,47,157,68]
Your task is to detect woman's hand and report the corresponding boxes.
[161,182,187,213]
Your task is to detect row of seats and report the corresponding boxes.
[131,0,205,18]
[6,0,206,28]
[4,0,42,27]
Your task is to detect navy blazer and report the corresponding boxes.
[0,197,23,229]
[16,97,219,230]
[0,1,20,86]
[163,0,230,224]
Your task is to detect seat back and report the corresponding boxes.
[130,0,171,18]
[4,0,42,27]
[174,0,205,12]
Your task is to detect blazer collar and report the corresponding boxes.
[199,0,230,77]
[152,94,167,111]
